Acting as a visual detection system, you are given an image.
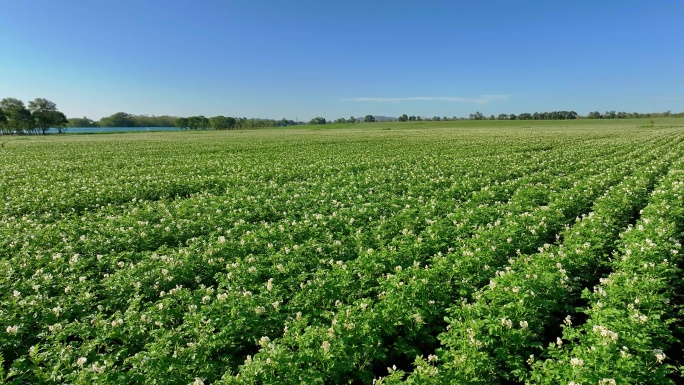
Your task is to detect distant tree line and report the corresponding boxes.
[0,97,68,135]
[398,114,445,122]
[67,112,177,128]
[477,110,681,121]
[9,98,684,134]
[492,111,578,120]
[389,110,684,122]
[175,116,280,130]
[65,109,684,131]
[585,110,681,119]
[309,115,380,125]
[68,112,293,130]
[311,115,375,125]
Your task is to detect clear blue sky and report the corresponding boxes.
[1,0,682,120]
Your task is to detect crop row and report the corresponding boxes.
[0,130,575,218]
[1,128,683,384]
[378,138,682,384]
[1,138,632,384]
[529,159,684,384]
[219,136,682,383]
[0,138,597,258]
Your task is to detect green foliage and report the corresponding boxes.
[98,112,136,127]
[469,111,485,120]
[0,97,69,134]
[1,125,683,384]
[97,113,177,128]
[175,117,277,130]
[208,116,236,130]
[528,163,684,384]
[174,117,188,130]
[67,116,97,128]
[308,117,327,125]
[189,115,210,130]
[427,149,677,383]
[0,98,34,134]
[29,98,68,134]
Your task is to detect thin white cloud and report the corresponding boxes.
[342,95,508,105]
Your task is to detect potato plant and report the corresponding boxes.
[1,127,683,384]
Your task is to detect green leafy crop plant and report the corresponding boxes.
[221,134,680,384]
[1,123,684,384]
[529,160,684,384]
[387,137,683,384]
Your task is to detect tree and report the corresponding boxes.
[432,116,441,121]
[587,111,602,119]
[398,114,408,122]
[348,116,357,124]
[67,116,97,128]
[127,115,177,127]
[243,118,275,128]
[334,118,346,124]
[309,117,327,125]
[198,116,210,129]
[409,116,416,121]
[225,117,237,129]
[0,108,6,132]
[28,98,66,134]
[186,115,210,130]
[175,117,188,130]
[364,115,375,122]
[469,111,484,120]
[48,111,68,134]
[99,112,136,127]
[209,116,231,130]
[0,98,33,134]
[187,117,200,130]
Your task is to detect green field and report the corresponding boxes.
[1,119,683,384]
